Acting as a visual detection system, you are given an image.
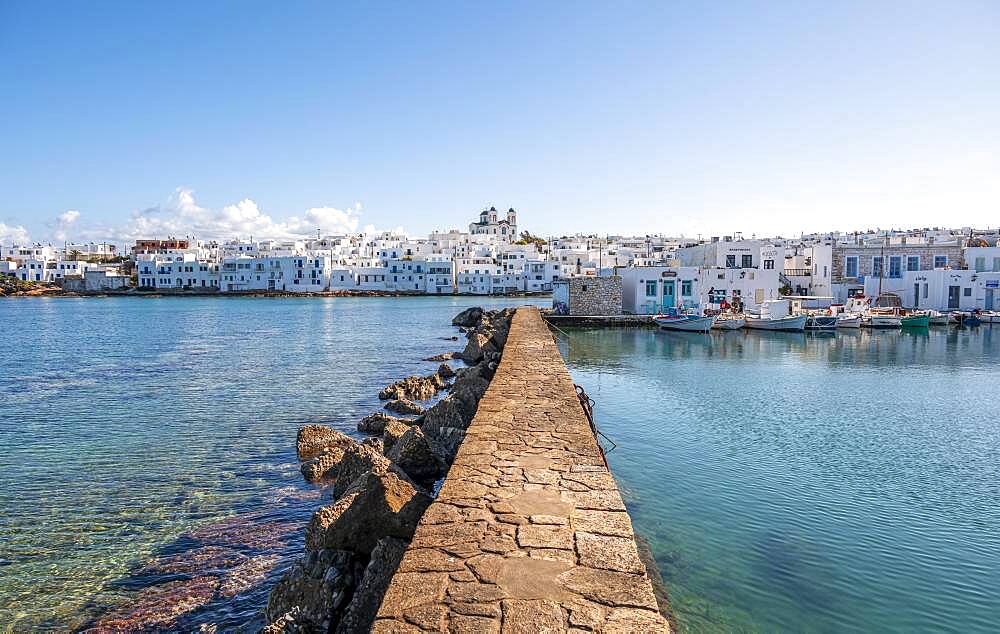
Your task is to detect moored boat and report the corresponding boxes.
[900,313,930,328]
[805,315,838,330]
[926,310,949,326]
[864,313,902,328]
[745,300,807,332]
[712,314,746,330]
[655,311,717,333]
[836,314,862,329]
[980,311,1000,324]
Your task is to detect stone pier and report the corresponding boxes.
[373,307,669,633]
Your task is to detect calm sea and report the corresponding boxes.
[2,299,997,632]
[558,326,999,633]
[0,296,542,631]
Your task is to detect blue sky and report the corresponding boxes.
[1,1,997,244]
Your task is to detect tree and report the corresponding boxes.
[514,231,547,247]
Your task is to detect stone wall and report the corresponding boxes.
[568,276,623,316]
[831,244,964,283]
[373,306,669,633]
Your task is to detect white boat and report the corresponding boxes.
[926,310,949,326]
[655,312,717,332]
[864,313,902,328]
[712,314,746,330]
[744,299,807,332]
[836,314,862,329]
[805,315,838,330]
[980,311,1000,324]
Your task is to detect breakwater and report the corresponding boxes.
[263,307,518,631]
[373,307,669,632]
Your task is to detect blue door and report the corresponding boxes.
[662,280,676,311]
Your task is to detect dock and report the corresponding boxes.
[374,307,669,632]
[542,314,656,328]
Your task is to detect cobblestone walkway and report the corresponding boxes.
[374,307,669,633]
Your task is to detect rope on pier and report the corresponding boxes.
[575,384,617,468]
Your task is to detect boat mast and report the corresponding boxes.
[877,231,885,304]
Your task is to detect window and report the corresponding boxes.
[845,256,858,278]
[681,280,692,296]
[889,256,902,278]
[726,255,736,268]
[964,287,972,297]
[645,280,657,297]
[994,258,1000,272]
[872,256,883,278]
[974,257,986,272]
[741,254,753,268]
[934,255,948,268]
[907,256,920,271]
[763,259,774,270]
[923,283,928,298]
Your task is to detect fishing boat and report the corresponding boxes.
[980,311,1000,324]
[865,312,903,328]
[805,315,838,330]
[900,313,930,328]
[836,314,862,328]
[655,309,717,332]
[962,312,982,327]
[926,310,949,326]
[745,299,808,332]
[712,314,746,330]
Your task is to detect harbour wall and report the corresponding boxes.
[372,306,670,632]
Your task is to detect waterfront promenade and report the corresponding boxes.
[373,306,668,632]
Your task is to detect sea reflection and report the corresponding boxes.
[559,324,1000,634]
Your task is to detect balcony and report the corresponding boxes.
[784,268,812,277]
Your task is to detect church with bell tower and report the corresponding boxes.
[469,206,518,243]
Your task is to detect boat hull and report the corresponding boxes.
[745,314,808,332]
[806,316,838,330]
[865,315,902,328]
[901,314,930,328]
[655,315,717,332]
[712,318,746,330]
[836,315,862,329]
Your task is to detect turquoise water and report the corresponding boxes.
[0,296,542,631]
[558,327,1000,633]
[3,301,998,632]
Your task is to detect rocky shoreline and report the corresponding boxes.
[262,306,514,633]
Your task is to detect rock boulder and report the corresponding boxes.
[263,548,362,632]
[451,306,483,327]
[305,470,432,554]
[300,446,347,484]
[297,425,354,462]
[334,537,408,634]
[383,399,425,416]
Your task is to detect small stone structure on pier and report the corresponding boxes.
[373,306,669,632]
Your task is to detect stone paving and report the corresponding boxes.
[373,306,669,633]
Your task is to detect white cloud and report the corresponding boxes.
[0,222,31,244]
[52,210,81,241]
[110,188,364,241]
